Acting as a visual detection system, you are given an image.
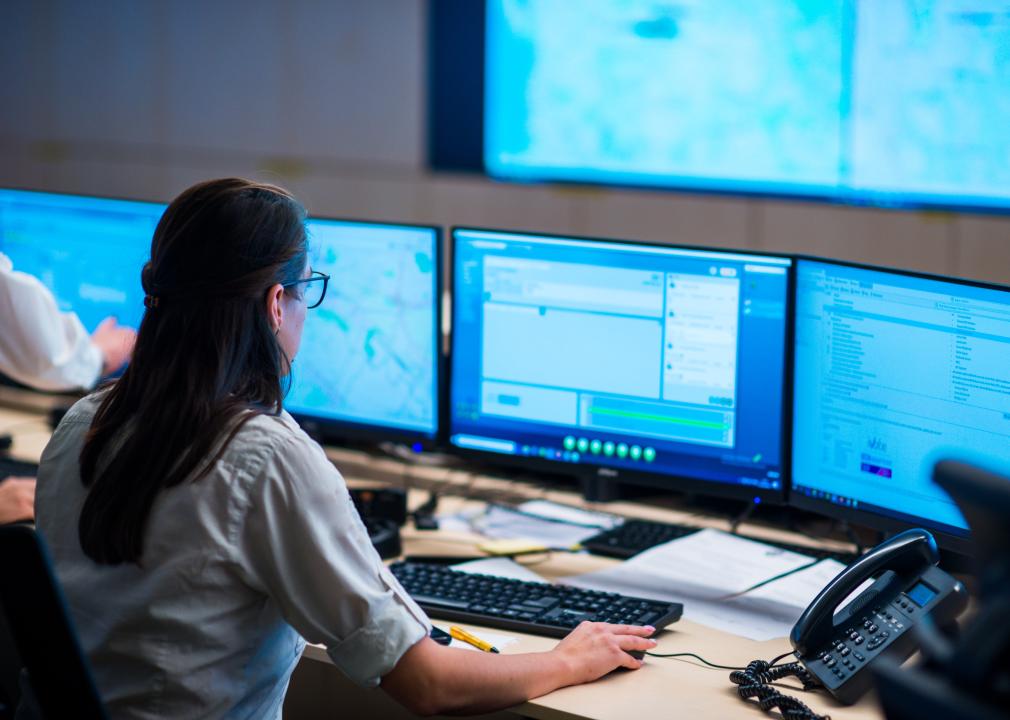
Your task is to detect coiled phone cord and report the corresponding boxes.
[729,655,829,720]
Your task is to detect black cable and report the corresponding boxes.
[644,649,794,671]
[729,656,830,720]
[644,651,747,670]
[720,560,821,599]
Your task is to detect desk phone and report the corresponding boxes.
[790,529,968,705]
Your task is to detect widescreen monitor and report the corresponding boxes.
[792,259,1010,552]
[284,218,441,444]
[450,228,792,501]
[0,188,165,334]
[483,1,1010,212]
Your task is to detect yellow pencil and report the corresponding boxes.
[449,625,500,653]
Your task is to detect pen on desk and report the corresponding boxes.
[449,625,500,653]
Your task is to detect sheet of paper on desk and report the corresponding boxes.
[515,500,620,529]
[562,528,826,641]
[690,559,875,641]
[566,528,815,598]
[471,505,602,549]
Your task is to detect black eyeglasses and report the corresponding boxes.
[283,270,330,309]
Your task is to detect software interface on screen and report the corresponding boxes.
[485,0,1010,210]
[0,189,165,333]
[284,219,439,438]
[451,230,791,493]
[793,260,1010,535]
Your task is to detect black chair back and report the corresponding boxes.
[0,525,107,720]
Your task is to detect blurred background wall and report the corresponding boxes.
[1,0,1008,282]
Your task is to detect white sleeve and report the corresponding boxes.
[0,255,103,391]
[235,431,431,688]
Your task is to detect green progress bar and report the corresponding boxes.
[590,406,728,430]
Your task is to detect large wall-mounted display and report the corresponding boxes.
[437,0,1010,212]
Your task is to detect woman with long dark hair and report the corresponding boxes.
[34,178,656,718]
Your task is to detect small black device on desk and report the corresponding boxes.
[581,518,858,564]
[391,561,682,639]
[349,487,407,560]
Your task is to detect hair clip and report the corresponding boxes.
[144,295,160,309]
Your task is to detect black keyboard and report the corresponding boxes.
[0,457,39,478]
[582,519,858,564]
[390,561,683,638]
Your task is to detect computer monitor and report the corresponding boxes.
[0,188,165,333]
[791,258,1010,552]
[449,228,792,502]
[284,218,442,445]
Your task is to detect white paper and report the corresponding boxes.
[566,528,816,599]
[563,528,831,641]
[433,512,478,534]
[515,500,621,529]
[471,504,602,549]
[452,557,548,583]
[432,624,520,653]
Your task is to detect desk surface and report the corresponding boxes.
[1,404,882,720]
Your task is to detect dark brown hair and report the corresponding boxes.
[79,178,308,564]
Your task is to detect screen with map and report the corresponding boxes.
[484,0,1010,211]
[285,218,441,440]
[0,188,165,333]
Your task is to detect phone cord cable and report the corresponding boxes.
[729,655,830,720]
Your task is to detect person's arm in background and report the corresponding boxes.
[0,255,135,391]
[0,477,35,524]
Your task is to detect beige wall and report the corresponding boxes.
[2,0,1008,283]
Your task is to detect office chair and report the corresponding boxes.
[875,461,1010,720]
[0,524,108,720]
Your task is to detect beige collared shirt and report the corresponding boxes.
[35,392,429,719]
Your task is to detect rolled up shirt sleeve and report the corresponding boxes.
[234,428,430,688]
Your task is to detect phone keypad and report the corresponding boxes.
[816,606,909,686]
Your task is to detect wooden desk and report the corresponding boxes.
[285,492,882,720]
[0,405,883,720]
[0,405,52,464]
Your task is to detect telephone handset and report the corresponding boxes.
[790,528,968,705]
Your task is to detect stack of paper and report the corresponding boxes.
[439,501,613,549]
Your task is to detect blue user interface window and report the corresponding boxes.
[0,189,165,332]
[793,260,1010,536]
[451,229,791,493]
[285,219,439,438]
[485,0,1010,211]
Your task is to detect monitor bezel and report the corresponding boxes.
[447,224,793,504]
[788,254,1010,554]
[285,215,446,449]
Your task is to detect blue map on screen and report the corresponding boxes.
[486,0,1010,209]
[0,189,165,333]
[285,219,439,437]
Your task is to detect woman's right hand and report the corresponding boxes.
[551,621,658,684]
